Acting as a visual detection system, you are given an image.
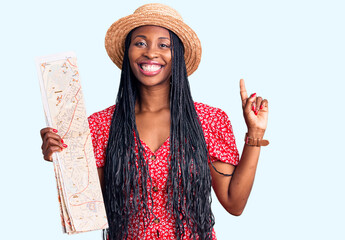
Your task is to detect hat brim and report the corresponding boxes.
[105,13,201,76]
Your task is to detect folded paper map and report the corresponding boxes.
[36,52,108,234]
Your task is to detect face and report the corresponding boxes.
[128,25,172,88]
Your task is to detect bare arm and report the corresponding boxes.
[210,140,261,216]
[211,79,268,216]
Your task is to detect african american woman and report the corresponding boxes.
[40,3,269,240]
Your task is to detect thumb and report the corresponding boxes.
[244,93,256,114]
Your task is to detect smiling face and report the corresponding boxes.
[128,25,172,88]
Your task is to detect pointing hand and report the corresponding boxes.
[239,79,268,137]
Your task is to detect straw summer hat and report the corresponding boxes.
[105,3,202,76]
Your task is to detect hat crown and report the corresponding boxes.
[134,3,183,21]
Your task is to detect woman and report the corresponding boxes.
[40,3,269,240]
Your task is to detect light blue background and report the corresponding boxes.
[1,0,344,239]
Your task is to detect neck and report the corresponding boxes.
[136,83,170,113]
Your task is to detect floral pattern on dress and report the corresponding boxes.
[88,102,239,239]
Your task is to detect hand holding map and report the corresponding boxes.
[36,52,108,234]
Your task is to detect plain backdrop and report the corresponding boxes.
[1,0,344,239]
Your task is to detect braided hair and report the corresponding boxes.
[103,29,214,240]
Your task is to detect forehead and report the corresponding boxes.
[131,25,170,39]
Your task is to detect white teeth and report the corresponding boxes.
[141,64,161,72]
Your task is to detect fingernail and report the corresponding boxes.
[53,129,58,133]
[255,110,258,115]
[62,144,68,148]
[252,105,256,112]
[251,93,256,98]
[260,105,263,110]
[61,139,64,144]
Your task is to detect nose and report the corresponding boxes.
[143,46,159,59]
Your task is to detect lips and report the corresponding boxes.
[138,61,163,76]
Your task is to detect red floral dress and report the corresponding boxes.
[88,102,239,239]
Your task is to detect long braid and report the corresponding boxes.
[103,29,214,240]
[167,31,214,239]
[104,31,152,240]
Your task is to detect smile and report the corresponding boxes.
[138,63,163,76]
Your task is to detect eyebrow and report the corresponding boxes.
[133,35,170,40]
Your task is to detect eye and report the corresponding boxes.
[160,43,170,48]
[134,41,146,47]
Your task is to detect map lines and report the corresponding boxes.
[36,52,108,234]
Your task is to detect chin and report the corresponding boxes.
[137,77,170,87]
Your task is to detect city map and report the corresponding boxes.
[36,52,108,234]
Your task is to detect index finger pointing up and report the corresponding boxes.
[240,79,248,106]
